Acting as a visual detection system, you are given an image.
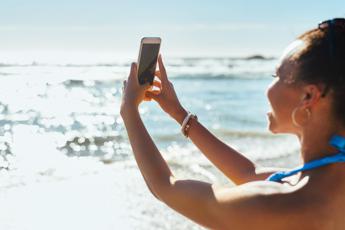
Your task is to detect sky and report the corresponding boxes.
[0,0,344,59]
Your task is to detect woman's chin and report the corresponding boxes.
[267,123,278,133]
[268,126,279,134]
[267,115,280,134]
[267,112,276,133]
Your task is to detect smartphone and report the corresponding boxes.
[137,37,161,85]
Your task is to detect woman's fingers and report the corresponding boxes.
[143,96,152,101]
[158,55,169,84]
[155,71,161,78]
[150,82,162,95]
[145,80,161,101]
[145,91,159,101]
[154,72,163,85]
[152,80,162,89]
[153,75,162,85]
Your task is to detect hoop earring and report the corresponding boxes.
[292,107,311,128]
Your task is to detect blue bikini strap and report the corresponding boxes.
[266,135,345,182]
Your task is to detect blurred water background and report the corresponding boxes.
[0,53,301,229]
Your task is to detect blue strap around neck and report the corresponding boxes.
[266,135,345,182]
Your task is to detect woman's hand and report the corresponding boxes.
[120,62,159,114]
[145,55,187,124]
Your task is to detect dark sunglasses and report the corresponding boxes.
[318,18,345,59]
[318,18,345,97]
[318,18,345,30]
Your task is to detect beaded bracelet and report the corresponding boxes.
[181,112,198,138]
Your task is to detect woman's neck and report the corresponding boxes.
[299,124,345,163]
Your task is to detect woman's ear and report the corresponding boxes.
[301,84,322,107]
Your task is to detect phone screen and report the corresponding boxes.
[137,43,160,85]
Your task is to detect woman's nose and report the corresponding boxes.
[265,85,273,99]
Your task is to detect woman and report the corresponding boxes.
[120,18,345,229]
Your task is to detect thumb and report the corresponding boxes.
[129,62,138,80]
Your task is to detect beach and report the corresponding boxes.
[0,55,301,229]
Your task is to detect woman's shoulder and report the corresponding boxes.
[212,176,317,215]
[210,177,325,229]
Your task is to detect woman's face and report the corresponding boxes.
[266,40,306,134]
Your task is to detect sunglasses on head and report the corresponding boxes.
[318,18,345,30]
[317,18,345,97]
[318,18,345,59]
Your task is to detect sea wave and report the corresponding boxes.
[0,57,277,82]
[0,55,275,67]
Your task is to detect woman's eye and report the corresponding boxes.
[272,74,278,78]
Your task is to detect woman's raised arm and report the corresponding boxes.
[146,56,280,184]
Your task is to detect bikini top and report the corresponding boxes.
[266,135,345,182]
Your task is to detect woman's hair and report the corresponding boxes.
[290,21,345,126]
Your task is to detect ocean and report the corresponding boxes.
[0,54,301,229]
